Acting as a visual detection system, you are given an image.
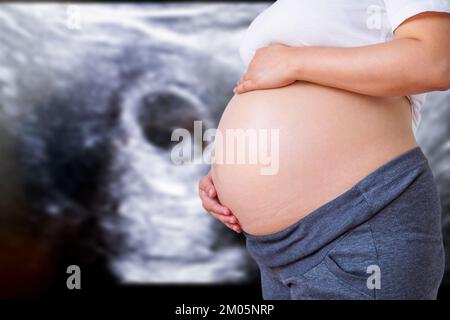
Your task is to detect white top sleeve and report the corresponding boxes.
[384,0,450,31]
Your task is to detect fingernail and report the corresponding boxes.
[208,189,214,197]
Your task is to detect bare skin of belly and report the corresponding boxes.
[210,81,417,236]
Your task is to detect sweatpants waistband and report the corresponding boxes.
[244,147,429,268]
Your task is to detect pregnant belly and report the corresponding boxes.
[210,81,417,236]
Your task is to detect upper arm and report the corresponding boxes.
[384,0,450,33]
[394,11,450,43]
[383,0,450,42]
[392,10,450,90]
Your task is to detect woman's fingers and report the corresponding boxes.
[208,186,216,198]
[235,80,257,94]
[220,218,242,233]
[199,190,231,216]
[208,209,239,225]
[198,174,213,193]
[236,76,246,86]
[205,204,242,233]
[229,224,242,233]
[219,217,242,233]
[235,75,250,91]
[198,173,242,233]
[198,174,218,198]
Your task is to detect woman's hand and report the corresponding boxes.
[235,44,299,94]
[198,172,242,233]
[238,13,450,97]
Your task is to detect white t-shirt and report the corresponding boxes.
[239,0,450,130]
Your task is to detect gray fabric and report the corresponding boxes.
[244,147,445,300]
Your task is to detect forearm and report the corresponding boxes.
[290,38,450,97]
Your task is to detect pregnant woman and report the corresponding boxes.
[198,0,450,299]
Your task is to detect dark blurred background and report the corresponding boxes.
[0,2,449,300]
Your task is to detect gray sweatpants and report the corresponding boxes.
[244,147,445,300]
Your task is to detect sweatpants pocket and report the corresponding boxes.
[286,259,374,300]
[285,223,378,300]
